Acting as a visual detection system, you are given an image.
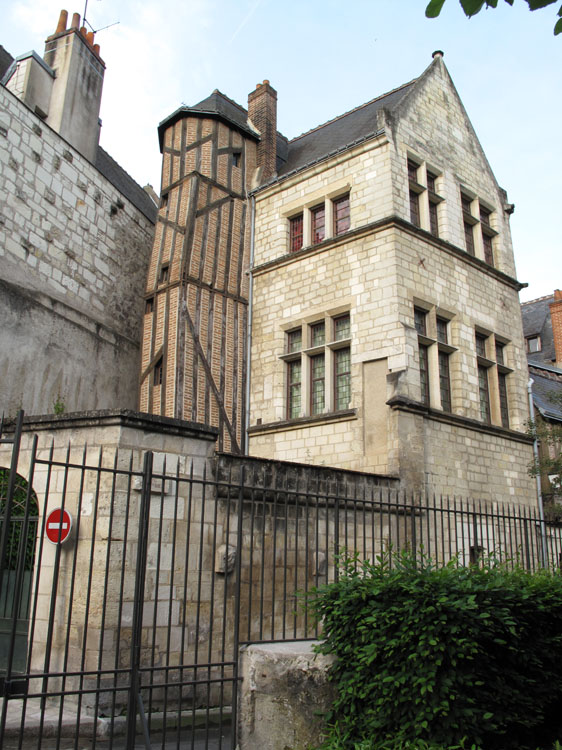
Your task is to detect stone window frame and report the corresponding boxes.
[474,328,513,428]
[285,189,352,253]
[460,189,498,267]
[413,303,456,413]
[407,156,444,237]
[281,312,352,420]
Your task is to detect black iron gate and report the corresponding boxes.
[0,414,243,750]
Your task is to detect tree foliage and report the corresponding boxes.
[528,393,562,501]
[425,0,562,35]
[0,470,39,571]
[309,551,562,750]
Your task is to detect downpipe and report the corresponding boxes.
[528,378,548,567]
[243,194,256,454]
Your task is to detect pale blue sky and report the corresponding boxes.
[2,0,560,301]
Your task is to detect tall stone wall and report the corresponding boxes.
[0,85,155,416]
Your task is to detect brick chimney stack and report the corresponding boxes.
[549,289,562,369]
[248,80,277,183]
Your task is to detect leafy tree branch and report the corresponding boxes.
[425,0,562,35]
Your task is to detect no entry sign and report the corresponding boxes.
[45,508,73,544]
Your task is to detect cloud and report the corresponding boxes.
[98,0,216,187]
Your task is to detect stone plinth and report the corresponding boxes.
[238,641,335,750]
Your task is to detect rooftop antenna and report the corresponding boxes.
[82,0,120,35]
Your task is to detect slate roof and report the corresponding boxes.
[522,294,562,422]
[521,294,556,366]
[0,45,14,80]
[95,147,157,224]
[529,366,562,422]
[158,77,417,180]
[158,90,259,151]
[278,80,417,178]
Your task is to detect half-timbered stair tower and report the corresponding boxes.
[139,82,277,452]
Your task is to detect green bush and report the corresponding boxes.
[308,551,562,750]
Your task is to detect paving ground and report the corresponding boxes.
[1,727,232,750]
[0,697,232,749]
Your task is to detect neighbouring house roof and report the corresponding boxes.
[278,80,416,178]
[0,45,14,80]
[529,366,562,422]
[95,146,157,223]
[521,294,556,366]
[521,294,562,422]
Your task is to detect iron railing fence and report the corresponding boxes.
[0,413,559,750]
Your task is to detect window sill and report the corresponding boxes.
[248,408,357,435]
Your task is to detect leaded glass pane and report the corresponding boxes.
[429,200,439,236]
[288,360,301,418]
[499,372,509,428]
[334,315,350,341]
[419,344,429,405]
[290,214,303,252]
[483,233,494,265]
[478,365,490,423]
[436,317,448,344]
[311,354,325,415]
[439,350,451,412]
[287,329,302,353]
[475,334,487,358]
[335,348,351,411]
[495,342,505,366]
[409,191,420,227]
[333,195,350,235]
[464,221,475,255]
[311,204,325,245]
[311,322,325,348]
[414,308,427,336]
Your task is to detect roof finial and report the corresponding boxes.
[432,50,444,59]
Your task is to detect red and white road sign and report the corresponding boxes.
[45,508,73,544]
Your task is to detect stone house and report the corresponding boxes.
[143,52,535,503]
[0,10,157,417]
[521,290,562,502]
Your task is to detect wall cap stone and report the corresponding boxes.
[3,410,219,441]
[387,395,534,444]
[248,408,357,434]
